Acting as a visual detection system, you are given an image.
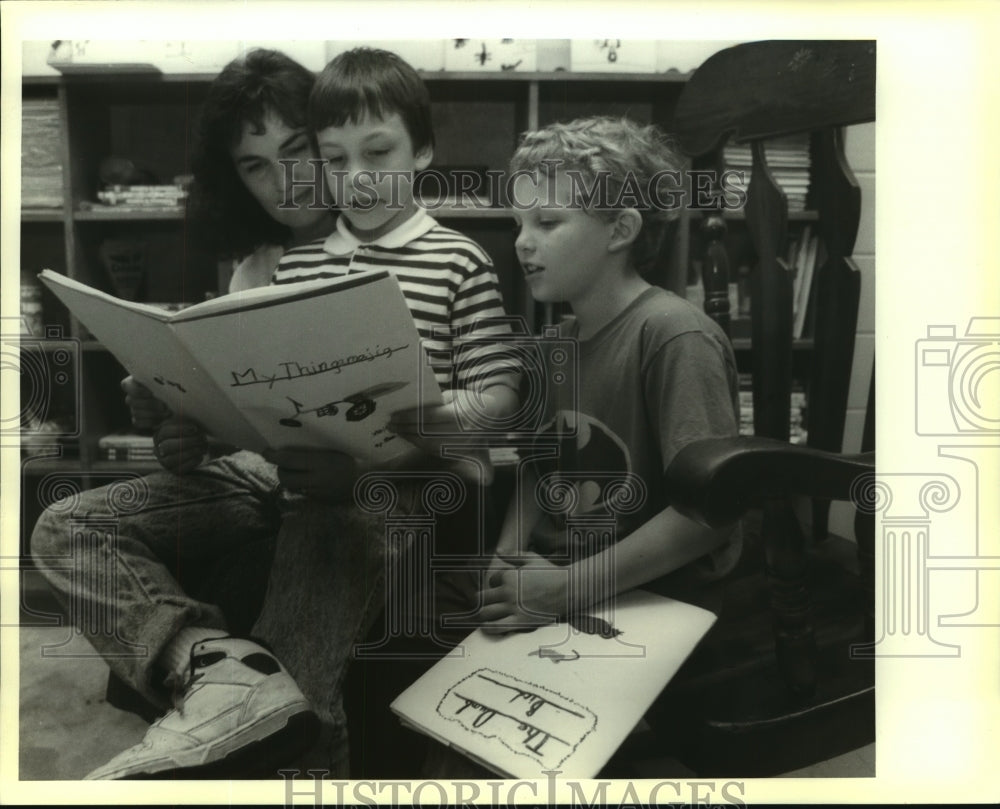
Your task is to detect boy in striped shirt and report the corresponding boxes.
[256,47,521,773]
[273,47,520,446]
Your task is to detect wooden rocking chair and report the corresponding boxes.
[642,39,877,776]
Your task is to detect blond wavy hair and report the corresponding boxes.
[510,116,685,275]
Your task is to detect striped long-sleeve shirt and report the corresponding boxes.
[272,208,519,394]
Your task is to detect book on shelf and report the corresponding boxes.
[737,373,808,443]
[98,431,156,462]
[95,184,189,208]
[21,98,63,209]
[768,225,821,340]
[798,237,827,341]
[790,387,808,445]
[390,589,716,779]
[724,133,812,213]
[789,225,809,309]
[39,269,443,463]
[722,223,820,334]
[792,227,820,340]
[738,372,753,436]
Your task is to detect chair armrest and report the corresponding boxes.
[666,436,875,528]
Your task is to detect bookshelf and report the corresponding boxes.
[18,43,825,495]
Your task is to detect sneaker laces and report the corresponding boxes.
[163,634,232,716]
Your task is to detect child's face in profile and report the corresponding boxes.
[231,111,329,231]
[510,170,615,305]
[316,111,433,239]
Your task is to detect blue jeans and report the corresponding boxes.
[30,450,401,737]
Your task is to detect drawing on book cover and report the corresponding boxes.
[276,381,411,428]
[526,613,624,664]
[436,668,598,771]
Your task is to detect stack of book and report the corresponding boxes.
[738,386,755,437]
[737,373,808,444]
[95,183,189,208]
[98,432,156,462]
[790,387,808,445]
[723,133,812,212]
[21,99,63,208]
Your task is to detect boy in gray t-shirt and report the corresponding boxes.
[478,116,742,632]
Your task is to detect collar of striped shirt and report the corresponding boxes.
[323,207,436,255]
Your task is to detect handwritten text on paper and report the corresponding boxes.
[229,344,410,390]
[436,668,597,771]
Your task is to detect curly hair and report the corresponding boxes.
[187,49,316,261]
[509,116,685,275]
[309,47,434,156]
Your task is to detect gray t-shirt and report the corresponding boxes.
[526,286,741,592]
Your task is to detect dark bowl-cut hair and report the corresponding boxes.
[308,47,434,155]
[187,48,316,261]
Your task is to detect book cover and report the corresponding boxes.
[39,269,443,462]
[390,590,716,778]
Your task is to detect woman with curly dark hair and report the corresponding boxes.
[187,47,334,292]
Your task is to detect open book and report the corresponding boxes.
[39,269,443,462]
[390,590,716,778]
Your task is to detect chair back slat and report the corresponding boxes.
[674,40,876,157]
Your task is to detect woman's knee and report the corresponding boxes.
[29,503,74,566]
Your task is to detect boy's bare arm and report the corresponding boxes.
[387,381,520,456]
[478,504,735,634]
[488,462,542,569]
[571,506,734,603]
[449,380,520,422]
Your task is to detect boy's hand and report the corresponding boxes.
[121,376,171,429]
[153,418,208,475]
[263,448,358,501]
[476,552,569,635]
[388,390,465,456]
[389,387,516,456]
[486,551,518,588]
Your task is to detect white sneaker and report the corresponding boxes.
[86,636,319,779]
